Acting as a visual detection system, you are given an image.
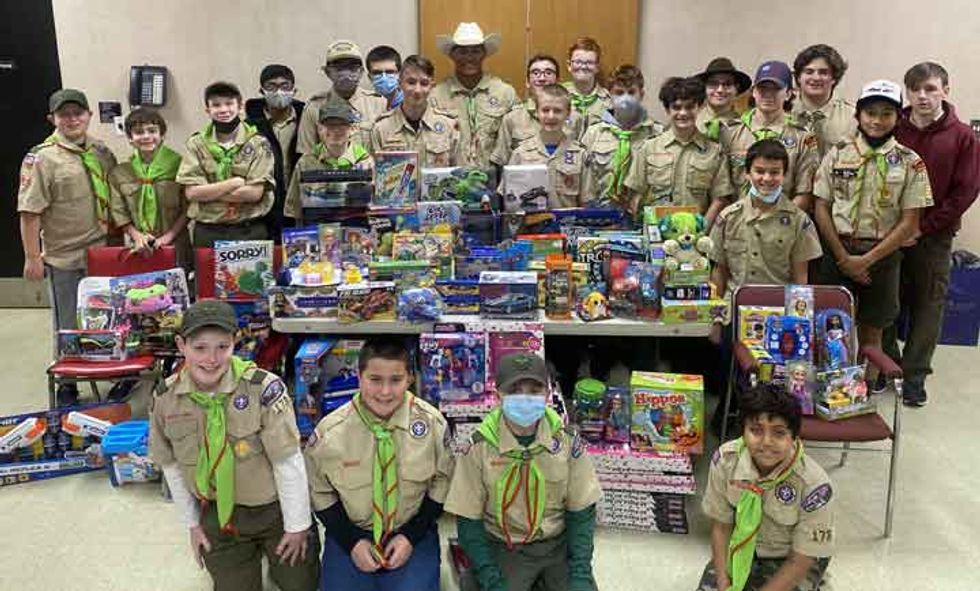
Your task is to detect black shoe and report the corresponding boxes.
[56,384,79,407]
[902,380,928,408]
[870,373,890,395]
[107,380,136,401]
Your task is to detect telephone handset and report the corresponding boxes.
[129,65,168,107]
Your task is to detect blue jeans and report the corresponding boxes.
[320,530,440,591]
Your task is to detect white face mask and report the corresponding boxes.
[749,182,783,204]
[264,89,295,110]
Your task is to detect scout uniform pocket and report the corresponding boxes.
[164,419,200,466]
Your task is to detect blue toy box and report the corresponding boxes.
[101,420,160,486]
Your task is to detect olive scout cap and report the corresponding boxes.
[49,88,89,113]
[496,352,548,393]
[319,97,356,123]
[857,79,903,110]
[180,299,238,336]
[324,40,363,66]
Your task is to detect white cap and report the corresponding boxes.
[857,79,903,109]
[436,22,501,56]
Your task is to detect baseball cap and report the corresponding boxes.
[857,79,903,110]
[180,299,238,336]
[49,88,89,113]
[496,352,548,393]
[318,97,355,123]
[754,61,793,90]
[324,40,363,66]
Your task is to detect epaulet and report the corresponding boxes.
[30,139,58,154]
[247,367,271,385]
[721,201,744,217]
[374,109,395,122]
[432,107,458,119]
[318,402,354,433]
[159,373,180,396]
[411,396,447,425]
[308,92,331,102]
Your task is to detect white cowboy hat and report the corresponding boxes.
[436,22,501,56]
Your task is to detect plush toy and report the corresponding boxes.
[658,212,713,271]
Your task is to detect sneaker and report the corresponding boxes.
[902,380,928,408]
[870,373,890,395]
[56,383,79,407]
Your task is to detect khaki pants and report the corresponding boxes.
[200,501,319,591]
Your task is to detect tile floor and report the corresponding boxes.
[1,308,977,590]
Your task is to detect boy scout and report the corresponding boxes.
[562,37,612,135]
[150,300,319,591]
[18,89,118,403]
[490,54,563,168]
[695,58,751,141]
[431,22,519,169]
[109,107,191,270]
[791,45,857,157]
[286,98,374,222]
[581,64,663,209]
[366,45,404,110]
[177,81,276,247]
[371,54,460,167]
[508,84,591,209]
[445,352,601,591]
[297,41,387,155]
[813,80,933,358]
[709,139,822,296]
[697,385,834,591]
[720,61,819,212]
[625,77,733,224]
[304,337,453,591]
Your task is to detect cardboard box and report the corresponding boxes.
[630,372,704,454]
[479,271,539,320]
[660,298,729,324]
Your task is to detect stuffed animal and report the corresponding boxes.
[658,212,712,271]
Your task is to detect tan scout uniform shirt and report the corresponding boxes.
[509,135,591,209]
[709,193,823,290]
[176,124,276,224]
[370,106,460,168]
[702,439,835,559]
[430,74,519,169]
[696,106,740,142]
[625,129,734,212]
[581,118,664,207]
[268,106,299,180]
[298,87,387,155]
[304,394,454,532]
[285,142,374,219]
[791,96,857,157]
[444,418,602,544]
[149,366,300,507]
[109,154,191,260]
[813,136,934,240]
[491,99,583,166]
[720,111,820,198]
[562,81,613,137]
[17,133,116,269]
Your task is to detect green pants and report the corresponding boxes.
[696,556,830,591]
[200,501,320,591]
[883,231,954,383]
[487,533,597,591]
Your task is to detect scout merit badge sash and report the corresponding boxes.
[476,406,564,549]
[200,121,258,181]
[353,391,409,562]
[46,133,111,229]
[130,145,181,233]
[187,356,255,532]
[313,142,369,169]
[726,437,803,591]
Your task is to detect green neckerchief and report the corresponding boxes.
[740,109,798,142]
[705,118,722,141]
[312,142,369,169]
[566,83,600,115]
[199,121,257,181]
[726,437,803,591]
[464,94,479,134]
[352,391,408,550]
[187,356,255,532]
[608,126,635,197]
[46,133,111,228]
[850,139,891,237]
[477,406,564,548]
[129,145,181,233]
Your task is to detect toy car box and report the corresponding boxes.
[630,372,704,454]
[57,329,129,361]
[337,282,396,323]
[479,271,539,320]
[269,285,339,319]
[101,419,160,486]
[660,298,729,324]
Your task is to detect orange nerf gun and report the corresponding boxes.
[0,418,46,454]
[62,412,112,439]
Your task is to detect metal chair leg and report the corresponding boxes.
[48,373,57,409]
[720,353,737,443]
[839,441,850,467]
[885,379,904,538]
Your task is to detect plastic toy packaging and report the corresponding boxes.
[420,167,493,210]
[213,240,276,298]
[58,329,129,361]
[764,315,812,362]
[76,277,114,330]
[486,329,544,394]
[479,271,539,320]
[815,364,874,421]
[282,226,336,286]
[785,360,816,415]
[341,227,375,270]
[545,254,573,319]
[373,151,419,206]
[501,164,550,212]
[785,284,815,320]
[574,378,607,442]
[419,332,486,402]
[738,306,785,345]
[602,386,631,443]
[397,287,444,321]
[577,287,611,322]
[630,371,704,454]
[417,201,462,233]
[816,308,854,370]
[109,268,190,355]
[337,282,396,323]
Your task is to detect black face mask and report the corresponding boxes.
[859,128,892,149]
[213,118,241,134]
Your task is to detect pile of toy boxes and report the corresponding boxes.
[572,371,704,534]
[256,151,730,328]
[738,285,874,421]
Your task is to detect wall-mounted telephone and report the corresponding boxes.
[129,65,168,107]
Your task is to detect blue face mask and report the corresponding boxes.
[502,394,547,428]
[749,182,783,204]
[371,72,400,97]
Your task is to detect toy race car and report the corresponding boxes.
[482,292,536,315]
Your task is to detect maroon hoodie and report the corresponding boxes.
[895,102,980,236]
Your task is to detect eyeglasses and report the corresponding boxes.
[570,59,597,68]
[529,68,557,78]
[262,82,295,92]
[706,80,736,89]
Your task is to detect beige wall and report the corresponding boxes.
[53,0,980,250]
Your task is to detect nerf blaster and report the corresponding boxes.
[0,418,46,454]
[62,412,112,439]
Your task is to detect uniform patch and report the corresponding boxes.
[710,448,721,466]
[433,121,445,133]
[801,483,833,512]
[780,215,791,226]
[242,144,255,157]
[912,159,927,172]
[775,483,797,504]
[410,419,429,438]
[886,151,901,166]
[352,112,363,122]
[234,439,251,456]
[803,135,818,148]
[549,436,562,454]
[782,136,797,148]
[260,380,286,406]
[564,151,575,165]
[832,167,858,179]
[271,395,291,414]
[489,96,499,106]
[570,434,585,458]
[233,393,249,410]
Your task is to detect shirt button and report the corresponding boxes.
[752,252,758,257]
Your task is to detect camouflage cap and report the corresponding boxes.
[49,88,89,113]
[324,40,363,66]
[180,299,238,336]
[318,96,356,123]
[496,352,548,393]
